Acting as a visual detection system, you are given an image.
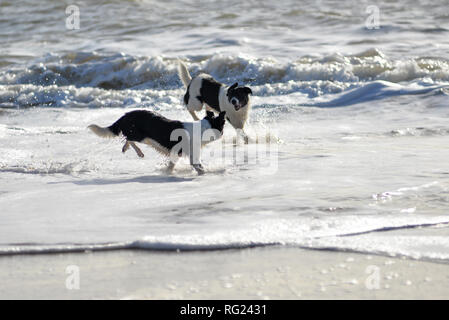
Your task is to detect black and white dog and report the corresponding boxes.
[88,110,226,175]
[178,61,252,142]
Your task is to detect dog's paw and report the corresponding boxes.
[193,164,205,175]
[122,142,130,153]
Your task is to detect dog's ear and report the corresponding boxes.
[228,82,238,93]
[206,111,214,118]
[244,87,253,95]
[219,111,226,118]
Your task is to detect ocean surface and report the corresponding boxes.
[1,0,449,261]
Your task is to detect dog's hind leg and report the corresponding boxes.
[122,141,130,153]
[129,141,145,158]
[188,110,200,121]
[187,96,203,121]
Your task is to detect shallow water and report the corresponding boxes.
[0,0,449,260]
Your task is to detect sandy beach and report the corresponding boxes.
[1,246,448,300]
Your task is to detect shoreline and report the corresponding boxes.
[1,246,448,299]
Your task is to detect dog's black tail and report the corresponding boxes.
[88,119,121,138]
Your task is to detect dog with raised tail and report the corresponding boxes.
[88,110,226,175]
[178,61,252,143]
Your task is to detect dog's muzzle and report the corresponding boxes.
[234,103,245,111]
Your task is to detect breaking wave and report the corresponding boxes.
[1,216,449,262]
[2,49,449,89]
[1,49,449,109]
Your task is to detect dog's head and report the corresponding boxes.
[226,82,252,111]
[204,111,226,134]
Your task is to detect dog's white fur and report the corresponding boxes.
[178,61,251,135]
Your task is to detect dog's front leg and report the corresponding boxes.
[188,131,204,174]
[129,141,145,158]
[166,160,176,173]
[192,163,205,175]
[240,130,249,144]
[235,128,249,144]
[189,152,205,175]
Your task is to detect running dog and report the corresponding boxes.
[88,110,226,175]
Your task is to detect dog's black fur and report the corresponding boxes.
[197,77,222,110]
[185,78,253,113]
[108,110,185,151]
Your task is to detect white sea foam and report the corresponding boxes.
[1,50,448,109]
[1,216,449,261]
[2,50,449,89]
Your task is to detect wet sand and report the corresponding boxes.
[1,246,448,299]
